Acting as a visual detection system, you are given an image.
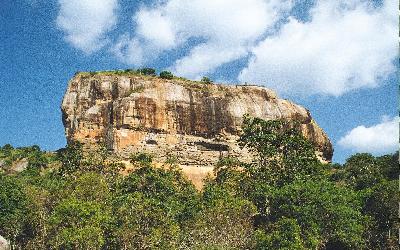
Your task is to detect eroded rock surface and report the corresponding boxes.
[0,235,10,250]
[62,73,333,171]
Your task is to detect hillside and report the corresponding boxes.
[0,70,397,250]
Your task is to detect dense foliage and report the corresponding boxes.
[0,118,398,249]
[138,68,157,76]
[159,71,174,79]
[200,76,213,84]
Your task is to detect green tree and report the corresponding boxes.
[48,198,112,249]
[239,116,322,186]
[0,175,28,247]
[364,180,399,249]
[138,68,156,76]
[130,152,153,167]
[57,142,83,177]
[183,185,256,249]
[113,193,180,249]
[22,185,52,249]
[212,157,248,197]
[268,180,366,249]
[26,146,50,170]
[118,165,200,223]
[254,218,306,250]
[69,172,110,203]
[342,153,384,190]
[159,71,174,79]
[200,76,212,84]
[376,152,399,180]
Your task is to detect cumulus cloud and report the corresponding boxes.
[56,0,118,54]
[239,0,397,96]
[338,116,399,154]
[57,0,397,94]
[112,0,292,78]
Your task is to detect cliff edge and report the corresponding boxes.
[61,72,333,171]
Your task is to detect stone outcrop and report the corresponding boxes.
[62,72,333,171]
[11,158,28,173]
[0,235,10,250]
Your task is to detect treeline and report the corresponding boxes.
[0,117,398,249]
[81,67,214,84]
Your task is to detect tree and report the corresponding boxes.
[342,153,384,190]
[48,198,112,249]
[159,71,174,79]
[1,144,13,155]
[183,185,256,249]
[211,157,249,198]
[129,152,153,167]
[26,146,49,170]
[0,175,28,247]
[254,218,306,250]
[113,193,180,249]
[239,116,322,187]
[201,76,213,84]
[138,68,156,76]
[268,180,366,249]
[117,164,200,223]
[57,142,83,177]
[69,172,110,203]
[364,180,399,249]
[376,152,399,180]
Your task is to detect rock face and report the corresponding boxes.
[62,73,333,169]
[11,158,29,173]
[0,235,10,250]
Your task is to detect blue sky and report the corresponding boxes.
[0,0,397,163]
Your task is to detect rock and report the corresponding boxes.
[62,72,333,171]
[11,158,29,173]
[0,235,10,250]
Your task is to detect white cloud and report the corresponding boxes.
[112,0,292,78]
[57,0,118,54]
[338,116,399,154]
[239,0,397,96]
[135,9,176,50]
[58,0,397,94]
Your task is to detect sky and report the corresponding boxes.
[0,0,398,163]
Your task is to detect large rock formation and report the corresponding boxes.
[62,72,333,170]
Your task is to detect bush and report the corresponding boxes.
[129,152,153,167]
[123,69,136,73]
[254,218,306,250]
[364,180,399,248]
[201,76,213,84]
[57,142,83,177]
[268,180,366,249]
[0,175,28,245]
[138,68,156,76]
[159,71,174,79]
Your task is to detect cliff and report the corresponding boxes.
[61,72,333,172]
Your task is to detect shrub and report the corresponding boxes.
[138,68,156,76]
[159,71,174,79]
[123,69,136,73]
[201,76,213,84]
[129,152,153,167]
[57,142,83,177]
